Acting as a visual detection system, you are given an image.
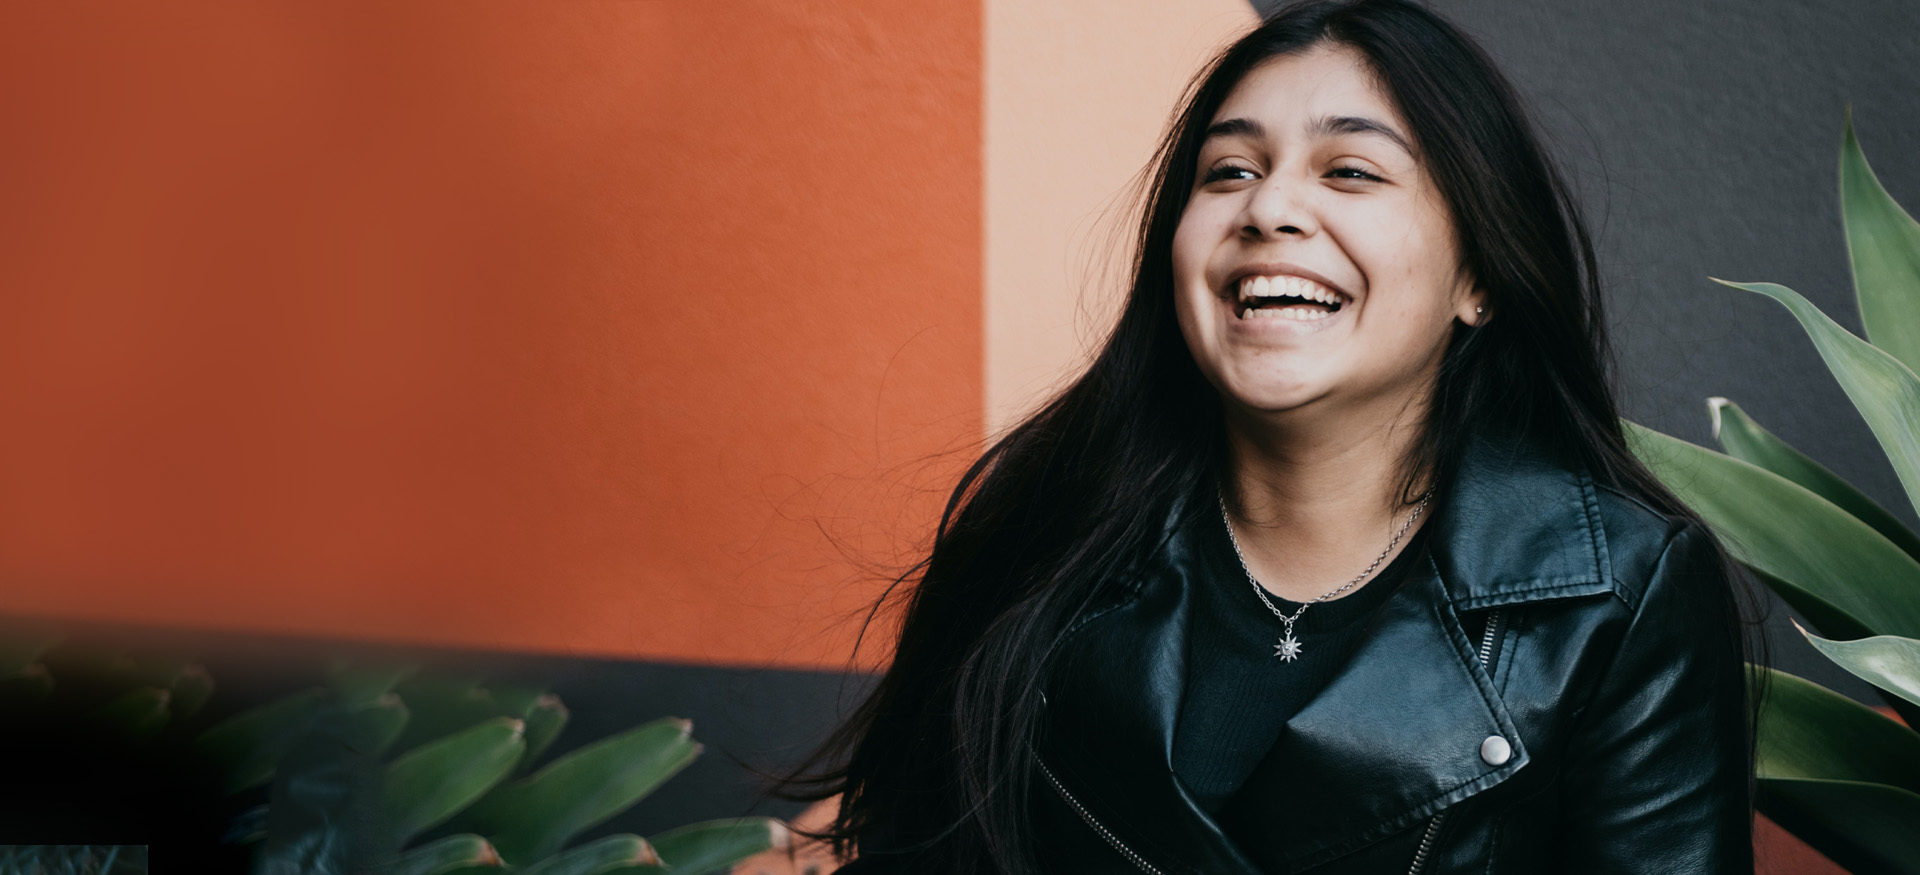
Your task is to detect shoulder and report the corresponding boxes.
[1589,483,1728,615]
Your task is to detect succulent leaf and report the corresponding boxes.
[381,716,526,845]
[1624,422,1920,639]
[1713,277,1920,521]
[196,687,328,793]
[1708,397,1920,559]
[470,717,700,864]
[1759,775,1920,872]
[517,834,659,875]
[1793,620,1920,711]
[649,817,789,875]
[1841,110,1920,376]
[388,834,502,875]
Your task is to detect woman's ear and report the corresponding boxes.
[1458,287,1490,327]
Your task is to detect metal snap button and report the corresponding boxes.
[1480,734,1512,766]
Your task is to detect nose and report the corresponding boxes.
[1239,172,1319,239]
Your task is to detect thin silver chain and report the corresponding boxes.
[1217,484,1432,661]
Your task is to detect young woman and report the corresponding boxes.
[776,1,1767,871]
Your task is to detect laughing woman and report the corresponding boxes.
[776,1,1765,872]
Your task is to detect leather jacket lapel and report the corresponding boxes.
[1226,560,1528,870]
[1040,494,1266,875]
[1037,425,1614,870]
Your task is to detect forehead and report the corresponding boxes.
[1209,44,1407,143]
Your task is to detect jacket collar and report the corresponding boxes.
[1039,424,1614,872]
[1424,423,1616,609]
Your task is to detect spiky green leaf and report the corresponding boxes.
[518,834,659,875]
[381,717,526,845]
[1795,619,1920,711]
[1842,109,1920,375]
[649,818,788,875]
[1714,278,1920,520]
[196,687,327,793]
[1708,397,1920,559]
[470,717,701,865]
[1625,422,1920,639]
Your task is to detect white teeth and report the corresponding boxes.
[1240,303,1332,321]
[1236,274,1343,306]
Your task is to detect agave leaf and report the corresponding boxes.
[337,694,411,758]
[1794,619,1920,712]
[1714,278,1920,521]
[1754,667,1920,794]
[388,834,501,875]
[518,834,660,875]
[1758,775,1920,874]
[1842,109,1920,376]
[648,817,789,875]
[1708,397,1920,559]
[1625,422,1920,638]
[381,717,526,846]
[0,628,62,677]
[471,717,701,865]
[0,662,54,703]
[521,694,569,771]
[196,687,327,793]
[96,686,171,740]
[168,664,214,722]
[391,677,542,753]
[325,661,419,708]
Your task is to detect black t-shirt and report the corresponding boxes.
[1171,499,1433,823]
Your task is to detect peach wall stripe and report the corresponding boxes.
[985,0,1257,436]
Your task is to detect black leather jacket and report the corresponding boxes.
[1032,428,1754,873]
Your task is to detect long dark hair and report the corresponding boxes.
[769,1,1768,870]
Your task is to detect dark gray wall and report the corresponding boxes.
[1257,0,1920,701]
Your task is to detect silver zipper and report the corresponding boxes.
[1037,754,1167,874]
[1406,606,1506,875]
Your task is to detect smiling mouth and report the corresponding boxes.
[1233,275,1346,321]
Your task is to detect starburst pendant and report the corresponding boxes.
[1274,631,1303,662]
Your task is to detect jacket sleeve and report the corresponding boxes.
[1557,521,1754,873]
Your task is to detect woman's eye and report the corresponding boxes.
[1328,165,1383,182]
[1201,164,1256,184]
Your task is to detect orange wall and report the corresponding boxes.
[0,2,980,670]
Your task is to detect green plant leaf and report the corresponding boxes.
[0,662,54,703]
[517,834,660,875]
[470,717,701,865]
[388,834,501,875]
[648,818,789,875]
[1795,619,1920,711]
[1842,109,1920,376]
[520,694,568,771]
[0,627,61,677]
[1754,667,1920,794]
[1708,397,1920,559]
[96,686,171,740]
[1625,422,1920,638]
[195,687,327,793]
[391,677,542,753]
[168,664,214,722]
[1713,278,1920,520]
[337,693,410,757]
[381,716,526,846]
[325,661,419,708]
[1759,775,1920,875]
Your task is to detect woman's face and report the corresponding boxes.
[1172,42,1485,427]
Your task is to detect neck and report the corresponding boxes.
[1217,398,1433,600]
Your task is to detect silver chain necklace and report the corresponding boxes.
[1216,485,1433,663]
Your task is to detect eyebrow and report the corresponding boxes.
[1201,114,1416,158]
